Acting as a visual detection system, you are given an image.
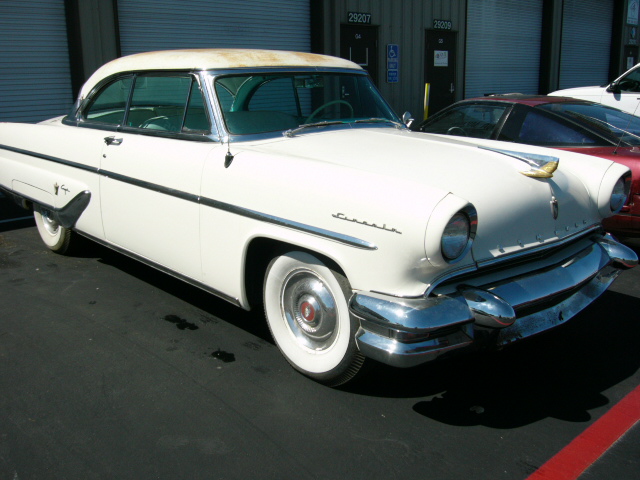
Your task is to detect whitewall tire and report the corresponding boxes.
[263,251,364,386]
[33,205,72,254]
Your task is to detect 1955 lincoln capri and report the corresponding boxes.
[0,49,637,385]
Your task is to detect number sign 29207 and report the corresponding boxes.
[348,12,371,24]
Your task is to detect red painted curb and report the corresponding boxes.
[526,384,640,480]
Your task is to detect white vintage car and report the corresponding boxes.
[0,49,637,386]
[550,62,640,115]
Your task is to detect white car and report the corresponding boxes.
[550,63,640,115]
[0,49,637,386]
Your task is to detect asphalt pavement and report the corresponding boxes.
[1,198,639,480]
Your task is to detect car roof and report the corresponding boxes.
[80,49,362,100]
[463,94,596,107]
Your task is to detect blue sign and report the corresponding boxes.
[386,44,399,83]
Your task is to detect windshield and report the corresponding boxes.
[538,102,640,146]
[213,72,399,135]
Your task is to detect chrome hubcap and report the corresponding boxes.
[40,210,60,236]
[281,269,338,351]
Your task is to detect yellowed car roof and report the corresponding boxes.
[80,49,363,99]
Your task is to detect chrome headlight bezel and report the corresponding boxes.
[597,164,632,219]
[610,173,631,214]
[440,205,478,264]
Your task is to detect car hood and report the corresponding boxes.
[238,127,617,262]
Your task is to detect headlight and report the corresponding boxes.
[610,174,630,213]
[597,165,631,218]
[441,212,471,261]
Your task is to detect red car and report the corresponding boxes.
[414,95,640,238]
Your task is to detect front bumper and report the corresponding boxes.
[350,234,637,368]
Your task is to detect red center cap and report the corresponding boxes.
[300,301,316,322]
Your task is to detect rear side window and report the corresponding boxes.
[516,110,600,146]
[84,77,133,125]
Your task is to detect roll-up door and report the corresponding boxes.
[558,0,613,89]
[465,0,543,98]
[0,0,73,123]
[117,0,310,56]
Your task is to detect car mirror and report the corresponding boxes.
[402,111,414,127]
[607,81,621,94]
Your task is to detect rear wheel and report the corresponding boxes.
[263,251,364,386]
[33,205,72,254]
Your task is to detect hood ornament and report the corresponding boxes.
[479,147,559,178]
[550,196,559,219]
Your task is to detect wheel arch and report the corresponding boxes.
[243,236,349,311]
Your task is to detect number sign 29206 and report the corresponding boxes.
[348,12,371,24]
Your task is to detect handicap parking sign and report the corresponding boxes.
[387,44,399,83]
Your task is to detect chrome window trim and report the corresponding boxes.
[0,144,376,251]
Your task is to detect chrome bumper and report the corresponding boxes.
[350,235,637,368]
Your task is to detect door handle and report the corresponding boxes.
[104,136,123,146]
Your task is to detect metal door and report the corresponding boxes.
[340,25,379,85]
[425,30,457,116]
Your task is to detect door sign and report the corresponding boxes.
[434,50,449,67]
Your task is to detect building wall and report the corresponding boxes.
[1,0,636,122]
[313,0,467,118]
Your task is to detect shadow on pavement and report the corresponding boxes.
[93,242,273,342]
[345,289,640,428]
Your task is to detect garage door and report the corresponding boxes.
[0,0,73,123]
[465,0,543,98]
[558,0,614,89]
[117,0,310,56]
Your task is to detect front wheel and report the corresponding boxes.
[33,205,73,254]
[263,251,364,386]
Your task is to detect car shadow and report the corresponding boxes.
[0,198,34,233]
[343,289,640,428]
[92,241,273,342]
[68,233,640,428]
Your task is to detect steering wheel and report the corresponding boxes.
[447,126,468,136]
[305,100,354,123]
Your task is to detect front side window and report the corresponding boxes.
[418,104,508,139]
[617,67,640,92]
[214,73,398,135]
[83,73,211,135]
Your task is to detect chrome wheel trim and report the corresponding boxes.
[40,210,60,237]
[281,268,339,352]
